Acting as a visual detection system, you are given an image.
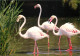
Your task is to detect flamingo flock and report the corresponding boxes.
[16,4,80,54]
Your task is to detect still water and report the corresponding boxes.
[14,17,80,56]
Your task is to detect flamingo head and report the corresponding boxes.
[48,15,57,23]
[16,15,24,22]
[34,4,41,9]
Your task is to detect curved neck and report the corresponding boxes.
[38,6,42,28]
[19,16,27,38]
[53,28,59,36]
[55,17,58,26]
[53,17,59,36]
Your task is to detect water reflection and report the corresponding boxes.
[33,48,49,56]
[48,46,49,54]
[16,49,80,56]
[33,53,39,56]
[32,51,72,56]
[59,51,72,56]
[69,51,72,56]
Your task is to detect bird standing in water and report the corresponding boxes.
[17,15,49,54]
[34,4,59,47]
[49,15,80,51]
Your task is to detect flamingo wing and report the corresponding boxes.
[42,21,56,30]
[27,26,49,40]
[61,23,78,33]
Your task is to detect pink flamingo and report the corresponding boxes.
[49,15,80,51]
[34,4,59,47]
[17,15,49,54]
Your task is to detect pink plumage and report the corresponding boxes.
[49,15,80,51]
[17,15,49,54]
[34,4,59,47]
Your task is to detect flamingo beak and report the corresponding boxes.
[48,18,52,23]
[50,18,52,22]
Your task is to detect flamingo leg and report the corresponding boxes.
[68,38,72,50]
[47,36,50,54]
[34,40,39,54]
[47,31,50,53]
[69,51,72,56]
[36,42,39,54]
[47,31,49,48]
[48,38,49,48]
[33,41,36,54]
[58,35,61,51]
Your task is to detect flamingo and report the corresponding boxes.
[49,15,80,51]
[16,15,49,54]
[34,4,59,47]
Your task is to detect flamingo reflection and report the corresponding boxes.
[69,51,72,56]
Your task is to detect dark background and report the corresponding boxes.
[20,1,80,17]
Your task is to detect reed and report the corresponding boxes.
[0,0,22,55]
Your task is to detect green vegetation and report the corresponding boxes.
[0,0,80,56]
[63,0,80,10]
[0,0,22,55]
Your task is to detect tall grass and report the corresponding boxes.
[0,0,22,55]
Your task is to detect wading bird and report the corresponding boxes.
[49,15,80,51]
[17,15,49,54]
[34,4,59,47]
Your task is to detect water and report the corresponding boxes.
[14,18,80,56]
